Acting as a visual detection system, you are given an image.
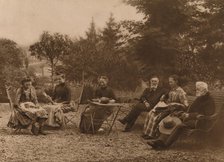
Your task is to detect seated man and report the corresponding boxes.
[7,78,48,135]
[147,81,215,149]
[79,76,116,134]
[118,76,167,132]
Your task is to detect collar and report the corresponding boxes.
[150,85,158,91]
[58,83,66,86]
[171,86,180,91]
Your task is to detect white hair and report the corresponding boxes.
[196,81,208,96]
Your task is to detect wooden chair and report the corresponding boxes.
[5,85,28,133]
[64,85,83,126]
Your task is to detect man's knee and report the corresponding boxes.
[133,103,147,111]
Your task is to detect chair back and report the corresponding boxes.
[210,91,224,114]
[5,86,17,112]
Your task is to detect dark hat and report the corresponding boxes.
[159,116,182,135]
[21,77,32,85]
[100,97,110,104]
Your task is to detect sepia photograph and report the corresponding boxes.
[0,0,224,161]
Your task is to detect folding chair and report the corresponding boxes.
[64,83,94,126]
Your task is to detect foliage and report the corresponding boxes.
[62,19,100,82]
[62,16,139,90]
[124,0,224,82]
[0,39,25,88]
[29,31,73,86]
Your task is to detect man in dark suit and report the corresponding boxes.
[118,76,167,132]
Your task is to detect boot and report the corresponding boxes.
[122,123,133,132]
[39,124,47,135]
[31,123,39,136]
[118,118,127,125]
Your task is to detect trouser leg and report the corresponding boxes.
[124,103,148,129]
[164,125,185,147]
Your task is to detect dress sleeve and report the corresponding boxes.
[179,90,189,107]
[32,88,39,105]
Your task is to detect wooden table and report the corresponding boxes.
[88,101,123,134]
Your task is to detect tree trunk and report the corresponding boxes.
[51,63,55,89]
[82,70,85,84]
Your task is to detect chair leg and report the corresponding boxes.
[64,116,69,125]
[90,113,95,134]
[14,128,21,133]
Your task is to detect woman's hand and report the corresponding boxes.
[160,95,165,101]
[145,102,150,108]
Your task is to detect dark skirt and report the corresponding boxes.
[79,105,113,134]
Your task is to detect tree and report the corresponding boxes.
[123,0,221,82]
[0,39,25,86]
[97,14,139,90]
[62,16,139,90]
[202,0,224,80]
[29,31,72,87]
[62,18,100,83]
[0,39,25,103]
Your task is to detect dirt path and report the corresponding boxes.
[0,106,224,162]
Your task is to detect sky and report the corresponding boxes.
[0,0,143,46]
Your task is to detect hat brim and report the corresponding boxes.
[159,116,182,135]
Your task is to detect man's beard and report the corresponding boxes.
[150,85,158,89]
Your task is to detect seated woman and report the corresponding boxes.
[79,76,116,134]
[52,74,74,112]
[7,78,48,135]
[42,74,74,127]
[147,81,215,149]
[142,75,189,139]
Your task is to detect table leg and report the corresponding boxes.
[108,106,121,135]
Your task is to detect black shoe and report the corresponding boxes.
[147,140,165,149]
[141,134,154,140]
[39,127,47,135]
[122,124,132,132]
[39,130,47,135]
[122,128,131,132]
[118,118,127,125]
